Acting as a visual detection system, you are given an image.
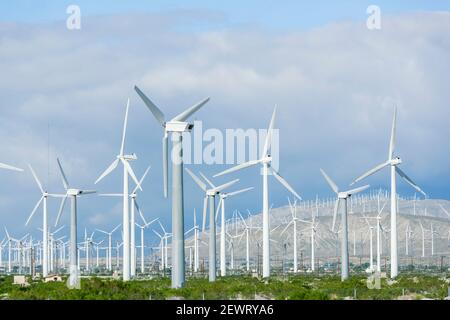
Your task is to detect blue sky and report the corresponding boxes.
[0,2,449,243]
[2,1,450,29]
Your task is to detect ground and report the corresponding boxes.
[0,273,448,300]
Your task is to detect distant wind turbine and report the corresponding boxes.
[214,107,302,278]
[351,107,426,278]
[54,158,96,289]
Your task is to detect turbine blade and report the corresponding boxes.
[319,168,339,194]
[185,168,207,192]
[270,168,302,200]
[345,184,370,196]
[202,196,208,232]
[99,193,122,197]
[351,160,390,185]
[121,159,142,191]
[134,200,148,225]
[214,159,262,177]
[226,187,253,198]
[120,99,130,157]
[56,158,69,190]
[132,165,151,194]
[28,164,44,194]
[0,162,23,172]
[55,196,68,226]
[261,106,277,158]
[163,133,168,198]
[25,196,44,226]
[111,224,121,234]
[389,106,397,160]
[172,97,210,122]
[134,86,165,126]
[281,221,293,236]
[199,172,216,189]
[396,167,426,197]
[215,198,222,223]
[95,159,119,184]
[213,179,240,194]
[332,199,339,232]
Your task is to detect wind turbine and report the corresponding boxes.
[25,164,65,277]
[135,86,209,288]
[214,107,302,278]
[185,209,200,272]
[351,107,426,278]
[135,218,158,274]
[99,165,150,277]
[363,193,388,272]
[237,211,259,272]
[95,99,142,281]
[280,199,301,273]
[4,228,16,273]
[185,168,239,282]
[320,168,369,280]
[96,224,121,271]
[54,158,96,288]
[215,187,253,276]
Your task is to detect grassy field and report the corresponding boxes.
[0,274,449,300]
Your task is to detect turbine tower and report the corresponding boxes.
[215,107,302,278]
[351,107,426,278]
[54,158,96,289]
[95,99,142,281]
[135,86,209,288]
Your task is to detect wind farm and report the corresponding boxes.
[0,1,450,303]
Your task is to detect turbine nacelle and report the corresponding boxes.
[391,156,402,165]
[119,154,137,161]
[338,192,351,199]
[165,121,194,133]
[261,155,272,164]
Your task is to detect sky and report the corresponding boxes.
[0,1,450,245]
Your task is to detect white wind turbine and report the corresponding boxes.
[4,227,16,273]
[215,187,253,277]
[0,238,5,269]
[135,218,158,274]
[95,99,142,281]
[100,165,150,277]
[54,158,96,288]
[185,168,239,281]
[214,107,302,278]
[280,199,301,273]
[185,209,200,272]
[363,193,388,273]
[361,214,375,273]
[237,211,259,272]
[135,86,209,289]
[96,224,121,271]
[25,164,65,278]
[351,107,426,278]
[320,168,369,280]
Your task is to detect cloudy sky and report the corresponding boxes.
[1,1,449,244]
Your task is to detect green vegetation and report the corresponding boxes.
[0,274,448,300]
